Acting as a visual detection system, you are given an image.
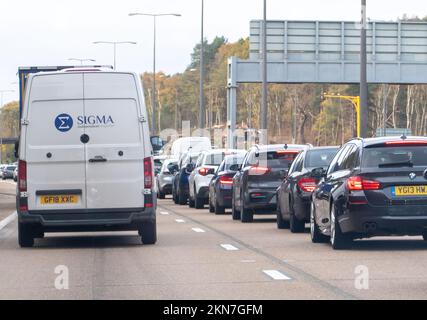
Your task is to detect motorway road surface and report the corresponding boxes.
[0,181,427,300]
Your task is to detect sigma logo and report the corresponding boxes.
[55,114,74,133]
[77,115,115,128]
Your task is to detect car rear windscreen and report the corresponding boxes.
[224,155,245,170]
[205,153,229,166]
[306,149,338,168]
[257,151,299,168]
[362,146,427,168]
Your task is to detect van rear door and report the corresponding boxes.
[83,73,145,209]
[25,73,87,211]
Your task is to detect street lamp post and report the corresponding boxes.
[261,0,268,139]
[68,58,96,65]
[129,12,181,135]
[200,0,205,131]
[93,41,137,70]
[360,0,368,138]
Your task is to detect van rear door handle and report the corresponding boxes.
[89,156,107,163]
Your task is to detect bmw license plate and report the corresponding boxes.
[392,186,427,197]
[40,195,78,205]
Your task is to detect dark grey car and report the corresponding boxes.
[231,144,308,223]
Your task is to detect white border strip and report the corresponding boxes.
[0,212,17,231]
[263,270,291,281]
[220,244,239,251]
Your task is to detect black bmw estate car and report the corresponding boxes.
[310,136,427,250]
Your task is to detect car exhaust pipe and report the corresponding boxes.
[363,222,377,233]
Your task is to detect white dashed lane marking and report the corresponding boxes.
[160,211,169,215]
[263,270,292,281]
[175,219,186,223]
[191,228,206,233]
[220,244,239,251]
[0,212,17,231]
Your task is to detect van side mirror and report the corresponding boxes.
[14,141,19,159]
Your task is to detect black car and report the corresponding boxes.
[1,165,17,180]
[311,136,427,250]
[276,146,339,232]
[209,153,245,214]
[232,144,308,223]
[172,152,200,205]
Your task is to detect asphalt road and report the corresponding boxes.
[0,181,427,300]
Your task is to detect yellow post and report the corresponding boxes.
[322,94,362,138]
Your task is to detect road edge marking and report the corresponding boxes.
[0,212,17,231]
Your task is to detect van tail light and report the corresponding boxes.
[144,157,153,189]
[219,175,233,186]
[298,177,317,193]
[18,160,28,212]
[199,167,210,176]
[143,157,154,209]
[249,166,270,175]
[347,176,381,191]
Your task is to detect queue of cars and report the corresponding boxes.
[159,135,427,250]
[0,164,17,180]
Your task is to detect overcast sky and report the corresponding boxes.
[0,0,425,103]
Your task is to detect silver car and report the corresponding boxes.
[156,159,179,199]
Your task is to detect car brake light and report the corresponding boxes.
[298,177,317,193]
[385,140,427,146]
[144,157,153,189]
[347,176,381,191]
[249,166,270,175]
[199,167,210,176]
[276,150,299,155]
[219,175,233,186]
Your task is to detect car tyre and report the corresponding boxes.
[140,221,157,245]
[330,204,352,250]
[290,213,305,233]
[158,191,166,200]
[310,202,330,243]
[276,201,290,229]
[18,222,35,248]
[214,200,225,215]
[178,190,187,205]
[240,193,253,223]
[231,196,241,220]
[209,198,215,213]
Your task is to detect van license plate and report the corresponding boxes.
[40,195,78,205]
[393,186,427,197]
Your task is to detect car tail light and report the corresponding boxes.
[249,166,270,175]
[347,176,381,191]
[385,140,427,146]
[144,157,153,189]
[219,175,233,186]
[276,150,299,155]
[18,160,28,212]
[199,167,210,176]
[298,177,317,193]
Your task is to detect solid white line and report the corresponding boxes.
[175,219,186,223]
[220,244,239,251]
[160,211,169,215]
[0,212,17,231]
[263,270,292,281]
[192,228,206,233]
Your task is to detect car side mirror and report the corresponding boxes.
[229,164,241,172]
[312,167,326,178]
[168,163,179,174]
[186,163,195,172]
[14,141,19,159]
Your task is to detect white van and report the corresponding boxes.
[17,68,156,247]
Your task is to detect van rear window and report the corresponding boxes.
[362,146,427,168]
